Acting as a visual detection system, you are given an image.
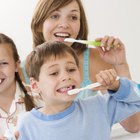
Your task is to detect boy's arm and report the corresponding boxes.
[95,69,140,133]
[114,64,140,133]
[107,78,140,130]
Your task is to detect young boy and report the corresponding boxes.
[17,41,140,140]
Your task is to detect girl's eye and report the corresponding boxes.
[0,62,8,66]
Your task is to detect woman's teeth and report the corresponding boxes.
[54,33,70,38]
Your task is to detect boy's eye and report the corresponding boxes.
[50,72,59,76]
[68,68,76,72]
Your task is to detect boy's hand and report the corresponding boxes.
[95,69,119,92]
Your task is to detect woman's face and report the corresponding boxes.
[42,1,80,46]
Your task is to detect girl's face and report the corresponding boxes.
[33,53,81,106]
[0,44,20,94]
[42,1,80,46]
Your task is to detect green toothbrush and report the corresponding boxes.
[64,38,101,47]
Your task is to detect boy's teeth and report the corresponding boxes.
[0,79,2,84]
[58,86,73,92]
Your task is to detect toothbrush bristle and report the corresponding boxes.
[64,38,75,43]
[68,89,79,95]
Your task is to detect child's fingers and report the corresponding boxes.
[15,131,19,139]
[0,135,7,140]
[96,69,117,86]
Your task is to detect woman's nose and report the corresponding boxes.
[58,19,69,29]
[58,23,69,29]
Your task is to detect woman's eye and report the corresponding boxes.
[50,14,59,19]
[69,15,79,21]
[71,16,78,20]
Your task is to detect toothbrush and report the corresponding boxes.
[68,76,120,95]
[68,82,101,95]
[64,38,101,47]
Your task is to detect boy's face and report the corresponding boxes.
[32,53,81,105]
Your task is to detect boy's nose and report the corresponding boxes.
[62,76,71,81]
[61,72,71,81]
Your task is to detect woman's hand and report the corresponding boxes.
[95,35,127,66]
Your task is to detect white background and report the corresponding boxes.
[0,0,140,82]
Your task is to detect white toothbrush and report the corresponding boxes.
[64,38,101,48]
[68,76,120,95]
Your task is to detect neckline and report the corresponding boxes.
[31,102,75,121]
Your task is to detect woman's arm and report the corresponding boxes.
[120,113,140,133]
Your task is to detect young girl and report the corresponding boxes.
[0,33,35,137]
[17,41,140,140]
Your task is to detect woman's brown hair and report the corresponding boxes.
[31,0,88,55]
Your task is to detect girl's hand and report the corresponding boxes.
[0,135,6,140]
[0,131,19,140]
[95,35,127,66]
[94,69,119,92]
[15,131,19,140]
